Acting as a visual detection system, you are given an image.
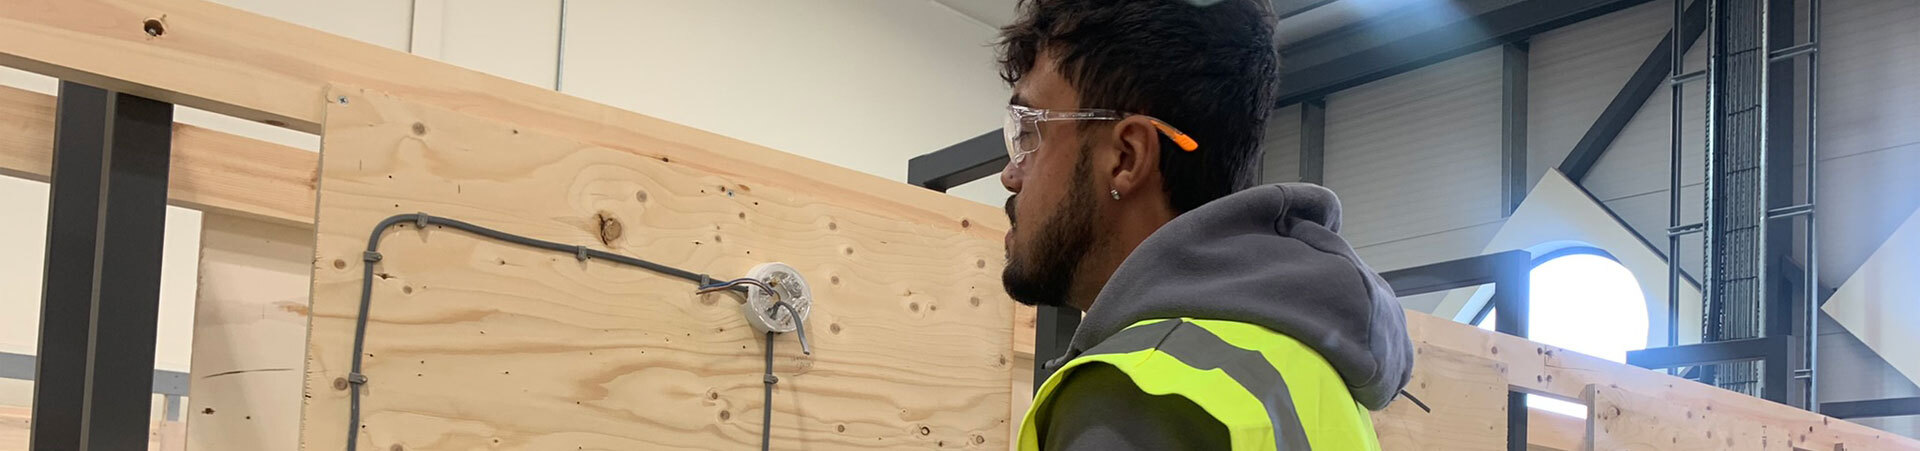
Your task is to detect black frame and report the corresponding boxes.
[1378,250,1531,451]
[1463,246,1621,328]
[1821,397,1920,420]
[31,81,176,450]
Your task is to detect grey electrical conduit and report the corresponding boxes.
[346,212,806,451]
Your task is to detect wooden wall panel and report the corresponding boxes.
[302,86,1013,450]
[1370,345,1507,451]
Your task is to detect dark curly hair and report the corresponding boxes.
[997,0,1280,213]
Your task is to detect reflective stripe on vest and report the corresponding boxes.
[1017,318,1380,451]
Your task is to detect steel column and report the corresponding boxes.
[1298,99,1325,185]
[1501,42,1529,216]
[1031,304,1081,391]
[1561,0,1708,183]
[30,81,175,451]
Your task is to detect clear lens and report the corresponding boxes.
[1003,107,1040,169]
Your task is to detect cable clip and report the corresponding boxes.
[346,373,369,385]
[764,374,779,385]
[362,251,383,263]
[414,212,430,228]
[575,245,589,261]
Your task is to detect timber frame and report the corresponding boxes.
[0,1,1915,450]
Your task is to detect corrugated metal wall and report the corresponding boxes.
[1263,104,1303,184]
[1323,48,1506,274]
[1261,0,1919,435]
[1807,0,1920,435]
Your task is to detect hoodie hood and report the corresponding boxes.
[1058,183,1413,410]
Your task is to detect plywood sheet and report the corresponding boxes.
[302,86,1013,450]
[1371,344,1508,451]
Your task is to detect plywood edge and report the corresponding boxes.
[0,83,317,227]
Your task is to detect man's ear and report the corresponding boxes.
[1107,115,1161,198]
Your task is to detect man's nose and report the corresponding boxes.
[1000,161,1023,193]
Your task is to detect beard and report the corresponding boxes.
[1002,152,1099,308]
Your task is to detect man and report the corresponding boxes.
[994,0,1415,449]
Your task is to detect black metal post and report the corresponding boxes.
[1501,42,1529,216]
[1298,99,1326,185]
[1821,397,1920,420]
[1032,305,1081,392]
[30,81,175,451]
[1490,251,1529,451]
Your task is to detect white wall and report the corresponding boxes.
[559,0,1008,204]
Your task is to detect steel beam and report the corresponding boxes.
[1379,250,1530,298]
[1298,99,1326,185]
[1559,0,1708,183]
[1270,0,1340,20]
[1821,397,1920,420]
[907,130,1003,192]
[31,81,174,451]
[1502,42,1529,216]
[1625,335,1790,369]
[1276,0,1653,106]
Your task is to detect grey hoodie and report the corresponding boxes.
[1046,182,1414,410]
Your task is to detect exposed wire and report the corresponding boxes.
[698,277,777,296]
[1398,389,1431,413]
[344,212,784,451]
[767,301,811,355]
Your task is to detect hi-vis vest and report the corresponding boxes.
[1018,318,1381,451]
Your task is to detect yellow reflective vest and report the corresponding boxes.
[1018,318,1381,451]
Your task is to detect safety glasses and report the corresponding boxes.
[1003,104,1198,173]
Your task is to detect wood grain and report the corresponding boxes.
[1370,344,1508,451]
[1406,310,1920,450]
[0,84,316,226]
[188,213,317,451]
[303,86,1014,450]
[0,0,1005,237]
[1589,384,1792,451]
